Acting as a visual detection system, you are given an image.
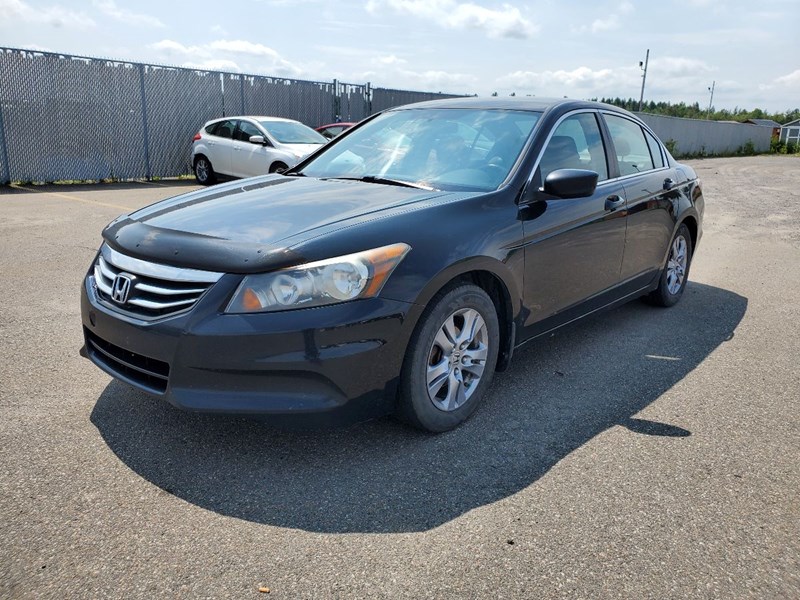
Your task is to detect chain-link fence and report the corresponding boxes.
[372,87,463,113]
[0,47,463,183]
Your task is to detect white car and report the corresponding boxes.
[191,116,327,185]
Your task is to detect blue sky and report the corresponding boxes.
[1,0,798,112]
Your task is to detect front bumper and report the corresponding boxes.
[80,273,420,423]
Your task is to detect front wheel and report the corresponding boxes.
[647,223,693,307]
[269,161,288,174]
[397,284,500,432]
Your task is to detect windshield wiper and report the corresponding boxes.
[324,176,435,191]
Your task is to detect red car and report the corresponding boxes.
[315,122,356,139]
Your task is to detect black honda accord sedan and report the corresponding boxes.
[80,97,703,432]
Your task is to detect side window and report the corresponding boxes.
[234,120,262,142]
[604,114,655,176]
[644,129,665,168]
[212,120,235,140]
[539,112,608,182]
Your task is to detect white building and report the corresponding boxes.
[779,119,800,147]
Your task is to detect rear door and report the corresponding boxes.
[601,113,678,283]
[521,111,628,333]
[204,119,234,176]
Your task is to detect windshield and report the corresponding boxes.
[259,120,327,145]
[297,108,541,192]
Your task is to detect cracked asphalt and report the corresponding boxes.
[1,155,798,599]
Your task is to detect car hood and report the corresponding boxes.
[103,175,455,273]
[279,142,325,157]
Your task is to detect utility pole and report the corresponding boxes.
[707,81,715,119]
[638,49,649,112]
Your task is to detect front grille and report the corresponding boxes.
[92,244,223,320]
[85,328,170,394]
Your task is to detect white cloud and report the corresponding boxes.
[92,0,164,28]
[588,15,619,32]
[496,56,715,98]
[498,66,634,91]
[365,0,538,39]
[574,1,633,34]
[0,0,95,28]
[209,40,283,59]
[650,56,713,78]
[149,40,203,56]
[775,70,800,87]
[373,54,407,66]
[149,38,302,78]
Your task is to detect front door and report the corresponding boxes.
[231,120,270,177]
[521,111,627,334]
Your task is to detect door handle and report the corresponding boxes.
[663,178,674,191]
[605,195,624,211]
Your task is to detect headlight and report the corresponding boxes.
[225,243,411,313]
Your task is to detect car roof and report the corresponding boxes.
[207,115,302,124]
[391,96,626,114]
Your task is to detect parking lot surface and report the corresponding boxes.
[1,156,799,599]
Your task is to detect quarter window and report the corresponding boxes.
[539,113,608,182]
[644,129,665,168]
[211,120,235,140]
[604,114,654,176]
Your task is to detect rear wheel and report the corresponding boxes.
[397,284,500,432]
[647,223,693,307]
[194,156,216,185]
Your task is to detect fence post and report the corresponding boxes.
[240,76,245,114]
[0,99,9,184]
[137,63,152,180]
[332,79,340,122]
[366,81,372,117]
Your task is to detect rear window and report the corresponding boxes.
[207,120,235,139]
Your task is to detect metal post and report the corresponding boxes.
[0,100,10,184]
[240,76,245,114]
[332,79,340,123]
[220,73,225,117]
[638,49,649,112]
[707,81,715,119]
[137,63,152,180]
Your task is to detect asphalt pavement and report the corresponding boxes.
[1,156,798,599]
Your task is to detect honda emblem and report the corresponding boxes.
[111,274,133,304]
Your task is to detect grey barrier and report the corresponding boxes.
[0,48,459,183]
[635,112,773,157]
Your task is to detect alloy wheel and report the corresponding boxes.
[426,308,489,411]
[666,235,688,295]
[195,159,209,182]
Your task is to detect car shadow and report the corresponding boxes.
[90,282,746,533]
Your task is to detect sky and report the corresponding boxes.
[0,0,798,112]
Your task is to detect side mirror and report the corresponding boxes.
[249,135,266,145]
[543,168,598,199]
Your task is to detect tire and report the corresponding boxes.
[647,223,693,307]
[269,162,288,174]
[194,156,216,185]
[397,284,500,432]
